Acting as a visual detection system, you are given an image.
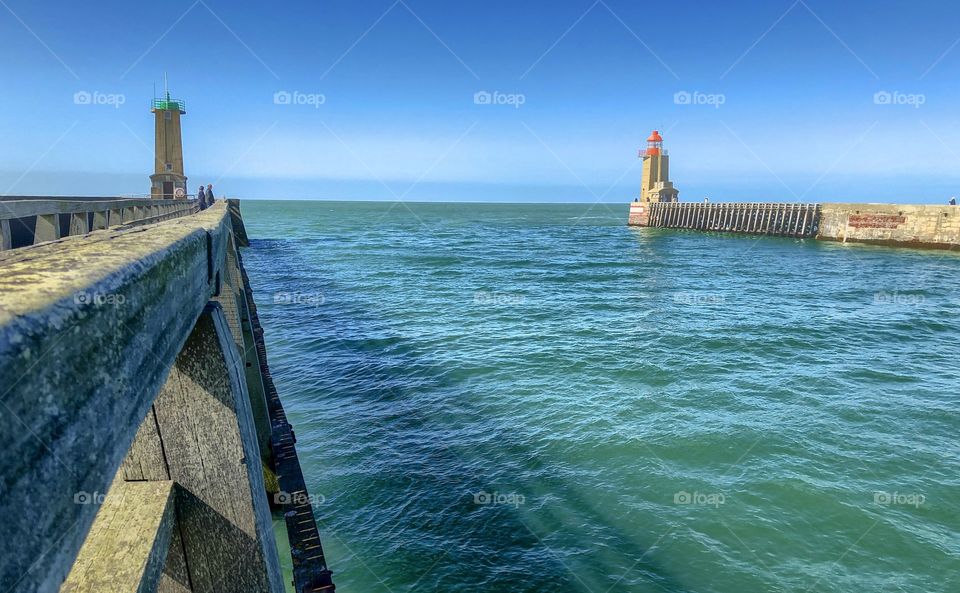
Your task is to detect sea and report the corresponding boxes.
[240,200,959,593]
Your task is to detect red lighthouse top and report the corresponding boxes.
[643,130,664,157]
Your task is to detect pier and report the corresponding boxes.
[634,201,821,237]
[0,199,334,593]
[629,200,960,249]
[627,130,960,250]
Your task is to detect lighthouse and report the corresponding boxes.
[638,130,679,203]
[149,80,188,199]
[628,130,680,226]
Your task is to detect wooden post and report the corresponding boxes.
[92,210,108,230]
[69,213,89,236]
[1,219,10,251]
[34,214,60,244]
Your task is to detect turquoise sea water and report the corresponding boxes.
[242,200,959,593]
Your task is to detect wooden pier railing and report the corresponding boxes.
[636,202,821,238]
[0,197,198,250]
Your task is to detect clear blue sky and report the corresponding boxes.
[2,0,960,202]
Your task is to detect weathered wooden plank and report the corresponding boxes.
[151,304,283,593]
[0,219,10,250]
[60,480,176,593]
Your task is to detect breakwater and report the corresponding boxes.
[629,201,960,249]
[0,199,333,593]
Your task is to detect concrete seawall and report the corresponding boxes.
[629,201,960,250]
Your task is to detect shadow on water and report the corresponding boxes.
[248,237,694,593]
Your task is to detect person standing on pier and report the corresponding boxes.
[197,185,206,210]
[206,184,215,206]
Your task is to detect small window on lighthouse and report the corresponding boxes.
[165,163,173,171]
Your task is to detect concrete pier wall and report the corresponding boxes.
[0,200,334,593]
[818,203,960,249]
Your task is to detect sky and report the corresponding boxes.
[1,0,960,203]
